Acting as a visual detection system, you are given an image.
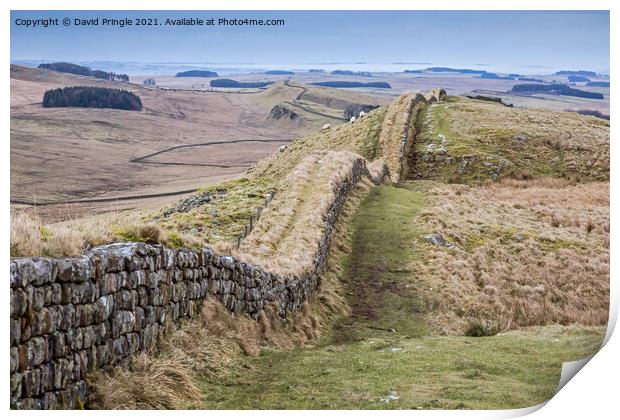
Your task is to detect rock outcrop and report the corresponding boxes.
[268,105,301,121]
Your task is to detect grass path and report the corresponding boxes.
[193,182,605,409]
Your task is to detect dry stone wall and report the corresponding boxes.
[9,88,442,410]
[396,90,447,181]
[9,153,379,410]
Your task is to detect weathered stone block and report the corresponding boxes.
[50,331,67,358]
[10,317,21,346]
[57,259,74,282]
[21,368,41,397]
[11,372,22,399]
[100,273,118,295]
[59,304,76,331]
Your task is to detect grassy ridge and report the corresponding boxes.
[412,97,609,183]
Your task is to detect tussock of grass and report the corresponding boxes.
[88,298,256,409]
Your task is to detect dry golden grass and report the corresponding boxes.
[377,92,414,179]
[235,151,372,275]
[411,179,609,334]
[10,210,200,257]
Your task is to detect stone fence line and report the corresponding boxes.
[9,89,444,409]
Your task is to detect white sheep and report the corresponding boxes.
[350,116,356,123]
[321,123,331,130]
[279,145,287,152]
[358,111,366,118]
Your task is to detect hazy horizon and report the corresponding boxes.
[11,10,610,75]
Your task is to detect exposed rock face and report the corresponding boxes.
[269,105,301,121]
[343,104,379,120]
[160,191,211,218]
[423,233,455,248]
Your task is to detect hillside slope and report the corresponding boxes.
[411,97,609,183]
[10,65,372,218]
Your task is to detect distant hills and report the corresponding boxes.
[331,70,373,77]
[511,83,603,99]
[568,75,591,83]
[586,81,610,88]
[265,70,294,75]
[555,70,597,77]
[426,67,487,74]
[38,62,129,82]
[210,79,274,88]
[176,70,218,77]
[310,81,391,89]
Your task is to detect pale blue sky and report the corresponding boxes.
[10,10,610,74]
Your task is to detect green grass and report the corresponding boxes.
[156,177,275,245]
[411,99,606,184]
[333,183,429,341]
[195,325,603,409]
[191,182,605,409]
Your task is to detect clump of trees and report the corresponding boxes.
[42,86,143,111]
[210,79,274,88]
[518,77,546,83]
[175,70,218,77]
[38,62,129,82]
[479,73,515,80]
[511,83,603,99]
[143,78,157,86]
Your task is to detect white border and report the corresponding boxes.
[3,1,616,419]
